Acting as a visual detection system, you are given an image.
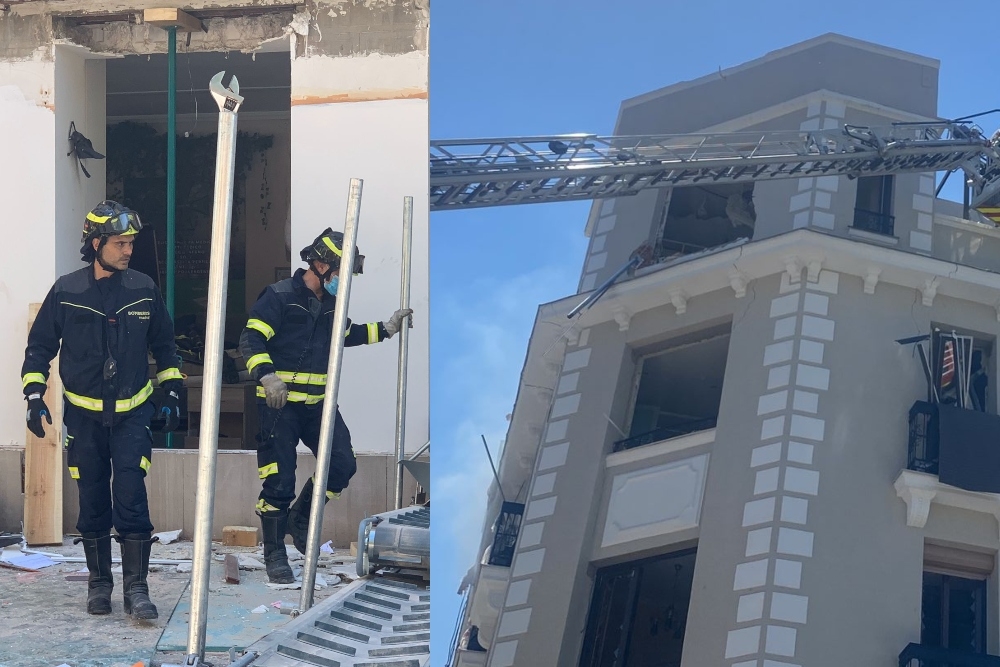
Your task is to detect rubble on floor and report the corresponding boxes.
[0,534,357,667]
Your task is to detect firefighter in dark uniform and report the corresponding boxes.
[239,228,412,583]
[21,200,183,619]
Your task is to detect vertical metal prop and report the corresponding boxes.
[394,196,414,509]
[165,26,177,449]
[299,179,364,610]
[186,71,243,661]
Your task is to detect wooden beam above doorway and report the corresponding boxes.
[143,8,205,33]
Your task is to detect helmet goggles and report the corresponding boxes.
[82,208,142,243]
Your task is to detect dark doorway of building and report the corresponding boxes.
[580,548,696,667]
[105,49,291,449]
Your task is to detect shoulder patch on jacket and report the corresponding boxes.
[272,278,295,294]
[55,267,93,295]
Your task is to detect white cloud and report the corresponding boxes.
[435,262,579,585]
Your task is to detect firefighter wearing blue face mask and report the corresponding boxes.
[238,227,412,583]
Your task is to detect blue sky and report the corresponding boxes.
[429,1,989,662]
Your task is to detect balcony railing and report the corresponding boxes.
[444,587,470,667]
[487,502,524,567]
[908,401,939,474]
[905,400,1000,494]
[899,642,1000,666]
[853,207,896,236]
[657,237,708,259]
[613,418,717,453]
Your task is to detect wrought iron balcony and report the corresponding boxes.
[853,207,896,236]
[487,502,524,568]
[905,400,1000,493]
[908,401,939,474]
[612,418,717,453]
[899,642,1000,666]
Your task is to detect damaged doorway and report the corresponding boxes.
[106,49,291,449]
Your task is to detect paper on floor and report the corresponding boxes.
[153,529,182,544]
[0,552,56,570]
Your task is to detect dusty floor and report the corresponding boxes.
[0,536,357,667]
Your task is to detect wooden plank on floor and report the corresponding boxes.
[24,303,63,546]
[0,450,24,532]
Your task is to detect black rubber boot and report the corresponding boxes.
[73,531,114,615]
[117,533,159,620]
[259,510,295,584]
[288,479,330,555]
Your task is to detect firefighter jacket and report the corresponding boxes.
[21,267,183,425]
[239,268,389,404]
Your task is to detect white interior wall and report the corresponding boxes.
[290,53,429,456]
[242,117,292,311]
[54,45,107,276]
[0,55,56,446]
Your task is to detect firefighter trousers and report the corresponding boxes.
[256,401,357,511]
[64,400,156,535]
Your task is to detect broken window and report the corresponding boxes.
[616,327,730,452]
[901,327,997,484]
[853,175,895,235]
[928,328,993,413]
[651,183,754,262]
[579,548,696,667]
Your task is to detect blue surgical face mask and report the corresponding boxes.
[324,276,339,296]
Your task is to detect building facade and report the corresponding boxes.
[450,34,1000,667]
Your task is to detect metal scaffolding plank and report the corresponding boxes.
[429,122,1000,211]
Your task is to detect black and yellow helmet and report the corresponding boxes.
[299,227,364,274]
[82,200,142,244]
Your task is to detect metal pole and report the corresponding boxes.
[567,255,641,319]
[298,178,364,610]
[394,196,414,509]
[166,27,176,319]
[165,26,176,449]
[186,72,243,661]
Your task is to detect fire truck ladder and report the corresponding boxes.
[429,122,1000,213]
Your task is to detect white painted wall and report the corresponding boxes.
[54,45,107,276]
[0,55,56,446]
[290,52,429,456]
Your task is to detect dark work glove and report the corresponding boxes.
[26,392,51,438]
[159,389,180,433]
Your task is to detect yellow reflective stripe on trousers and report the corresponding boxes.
[275,371,327,386]
[22,372,46,388]
[156,368,183,383]
[246,353,273,372]
[68,466,80,479]
[64,381,153,413]
[139,456,151,473]
[246,318,276,340]
[367,322,378,344]
[258,462,278,479]
[255,387,323,404]
[256,498,280,512]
